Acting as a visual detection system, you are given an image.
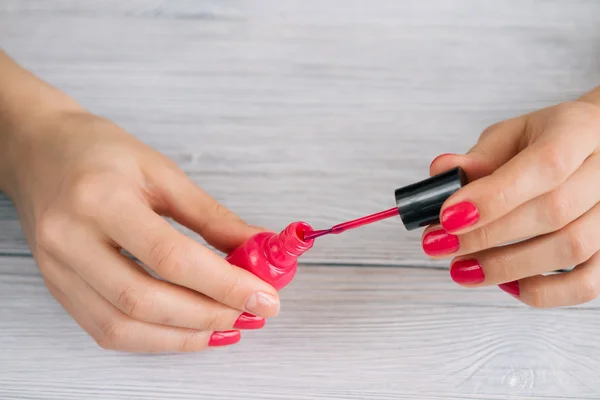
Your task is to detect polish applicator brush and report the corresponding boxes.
[304,167,467,240]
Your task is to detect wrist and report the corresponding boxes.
[0,51,83,197]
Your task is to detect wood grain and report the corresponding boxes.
[1,255,600,399]
[2,2,600,398]
[1,0,600,265]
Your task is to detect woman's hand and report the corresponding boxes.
[0,52,278,353]
[423,86,600,308]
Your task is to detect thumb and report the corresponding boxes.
[430,115,528,182]
[153,168,263,254]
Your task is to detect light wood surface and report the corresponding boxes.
[2,256,600,399]
[2,1,600,399]
[1,0,600,265]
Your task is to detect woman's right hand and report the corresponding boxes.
[0,51,279,353]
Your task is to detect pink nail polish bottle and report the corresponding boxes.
[225,222,314,290]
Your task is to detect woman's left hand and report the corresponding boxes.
[423,86,600,308]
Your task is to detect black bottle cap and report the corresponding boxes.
[394,167,467,231]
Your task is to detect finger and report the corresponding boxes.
[423,154,600,257]
[150,166,260,254]
[45,277,107,340]
[448,201,600,287]
[500,251,600,308]
[96,194,280,318]
[42,260,240,352]
[440,110,600,234]
[430,116,527,181]
[49,229,265,331]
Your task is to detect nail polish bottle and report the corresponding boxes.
[225,222,314,290]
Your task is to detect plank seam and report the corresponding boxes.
[0,251,443,269]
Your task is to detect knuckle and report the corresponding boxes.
[35,209,67,252]
[117,286,141,317]
[488,183,512,216]
[219,274,244,305]
[118,284,168,324]
[178,330,207,353]
[473,225,491,250]
[210,201,235,220]
[565,229,595,265]
[116,286,157,320]
[69,175,108,216]
[528,285,547,309]
[148,240,184,278]
[98,318,128,349]
[543,189,574,229]
[496,259,514,284]
[576,271,600,304]
[204,309,227,331]
[540,143,571,184]
[69,173,134,218]
[488,251,516,283]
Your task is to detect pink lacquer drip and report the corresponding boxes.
[226,222,314,290]
[303,207,399,240]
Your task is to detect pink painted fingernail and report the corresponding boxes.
[441,202,479,232]
[450,259,485,285]
[209,330,241,347]
[499,281,520,297]
[233,312,266,330]
[422,229,460,256]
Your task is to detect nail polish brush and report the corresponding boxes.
[223,167,467,293]
[304,167,467,240]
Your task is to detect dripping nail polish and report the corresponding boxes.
[225,221,314,290]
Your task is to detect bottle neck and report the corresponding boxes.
[264,222,314,268]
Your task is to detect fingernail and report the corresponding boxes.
[441,201,479,232]
[422,229,459,256]
[233,312,266,330]
[208,330,241,347]
[499,281,520,297]
[450,259,485,285]
[245,292,280,317]
[430,153,455,168]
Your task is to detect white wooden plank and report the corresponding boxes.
[1,0,599,266]
[1,255,600,399]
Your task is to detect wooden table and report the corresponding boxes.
[1,1,600,398]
